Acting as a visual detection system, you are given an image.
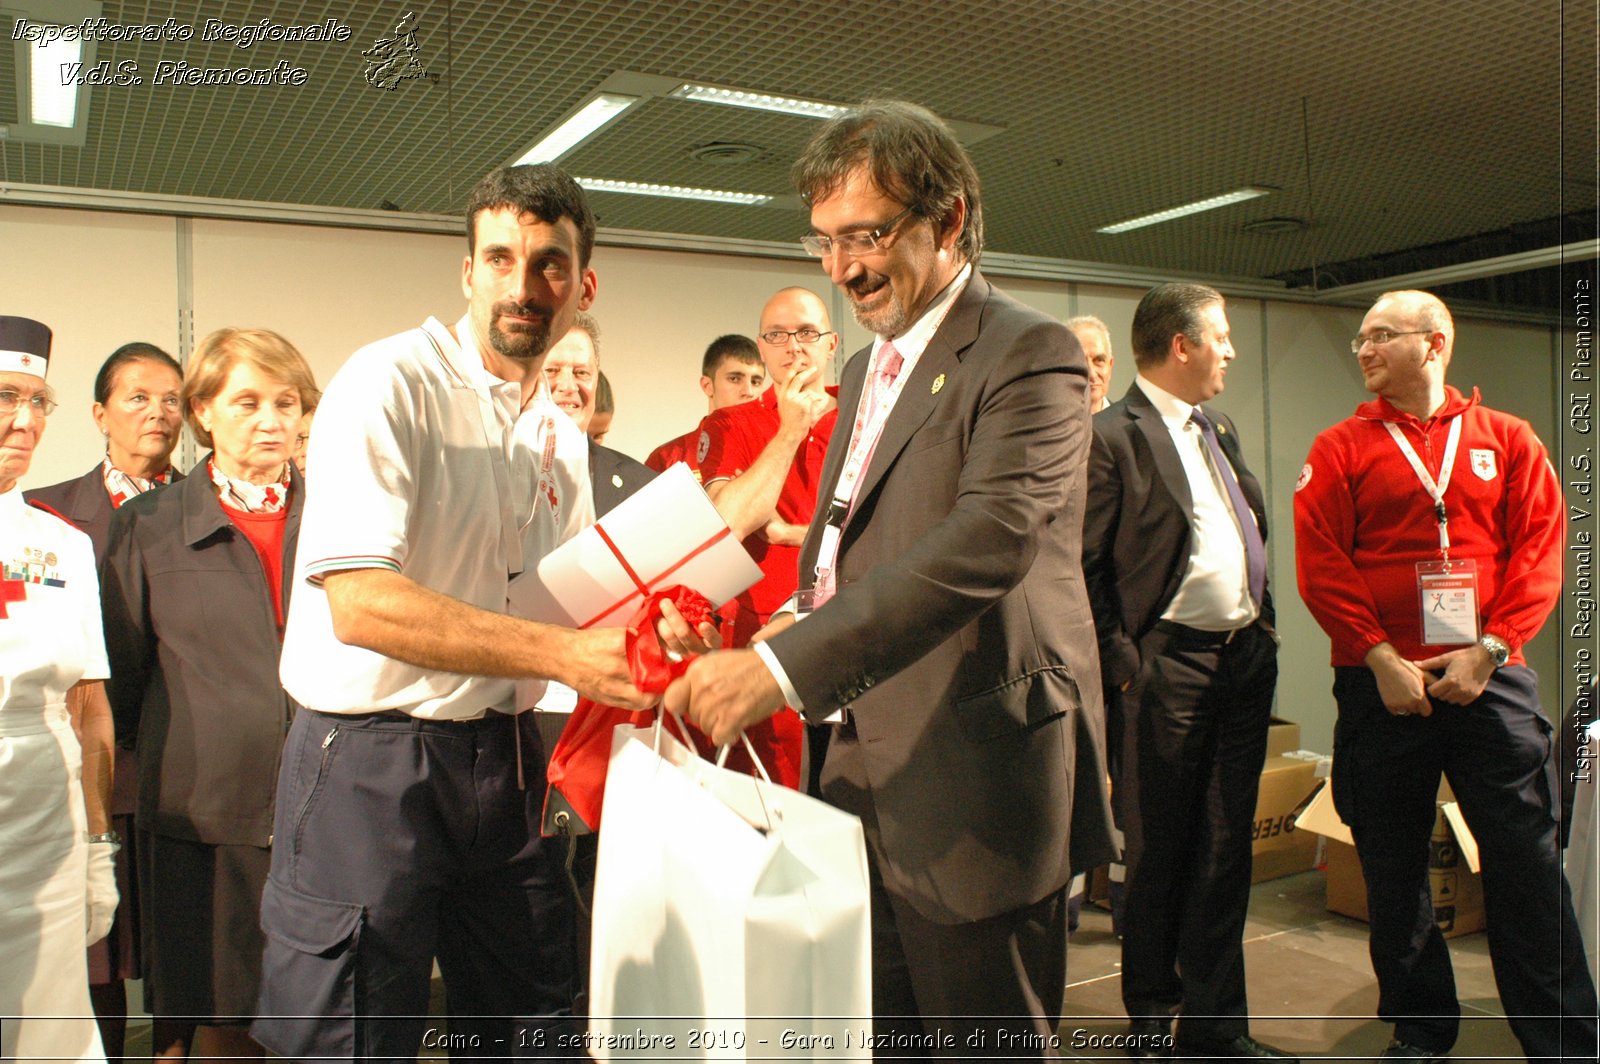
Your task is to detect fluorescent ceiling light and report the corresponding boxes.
[669,82,846,120]
[1096,187,1273,234]
[576,178,771,206]
[514,93,640,164]
[29,31,81,127]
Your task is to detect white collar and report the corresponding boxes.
[870,262,973,363]
[1135,374,1198,428]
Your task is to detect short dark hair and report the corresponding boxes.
[701,334,761,377]
[94,342,182,404]
[594,370,614,416]
[791,99,983,262]
[465,165,596,268]
[1131,283,1224,369]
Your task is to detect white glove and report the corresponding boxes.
[85,838,120,947]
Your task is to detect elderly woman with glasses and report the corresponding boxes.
[100,328,318,1063]
[0,315,119,1062]
[25,340,186,1061]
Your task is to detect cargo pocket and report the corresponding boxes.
[252,874,364,1060]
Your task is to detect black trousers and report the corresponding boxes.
[831,718,1068,1060]
[1331,666,1598,1060]
[1119,620,1277,1042]
[253,709,579,1061]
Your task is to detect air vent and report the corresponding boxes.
[1242,217,1308,235]
[688,142,764,165]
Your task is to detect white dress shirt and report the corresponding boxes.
[1134,375,1258,631]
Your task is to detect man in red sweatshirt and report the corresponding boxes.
[1294,289,1595,1063]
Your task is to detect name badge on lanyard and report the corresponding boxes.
[1384,417,1477,645]
[1417,558,1478,645]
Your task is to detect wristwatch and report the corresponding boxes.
[85,831,122,846]
[1478,633,1510,669]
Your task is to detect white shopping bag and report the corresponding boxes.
[588,719,872,1060]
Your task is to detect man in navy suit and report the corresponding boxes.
[1083,283,1294,1061]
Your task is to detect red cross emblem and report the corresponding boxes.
[18,354,30,367]
[0,576,26,618]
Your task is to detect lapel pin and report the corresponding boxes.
[931,373,945,395]
[611,474,623,488]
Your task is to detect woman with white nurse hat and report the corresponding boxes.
[0,313,117,1063]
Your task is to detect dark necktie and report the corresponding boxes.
[1191,408,1266,606]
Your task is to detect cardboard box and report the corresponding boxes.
[1296,778,1486,938]
[1265,716,1301,757]
[1251,755,1321,882]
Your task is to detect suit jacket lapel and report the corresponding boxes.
[848,273,986,514]
[798,341,870,587]
[66,466,111,528]
[1125,384,1194,517]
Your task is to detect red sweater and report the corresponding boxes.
[1294,386,1563,666]
[221,501,289,633]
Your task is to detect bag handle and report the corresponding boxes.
[715,732,779,834]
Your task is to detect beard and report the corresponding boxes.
[487,301,553,361]
[845,270,909,338]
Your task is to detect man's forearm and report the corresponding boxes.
[707,423,808,539]
[325,568,578,681]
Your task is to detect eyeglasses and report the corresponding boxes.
[800,206,916,258]
[0,389,56,416]
[1350,329,1432,354]
[758,328,834,346]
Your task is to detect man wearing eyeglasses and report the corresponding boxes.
[668,99,1114,1056]
[1295,290,1595,1062]
[692,286,839,789]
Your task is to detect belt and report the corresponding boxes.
[311,707,516,729]
[1153,618,1255,647]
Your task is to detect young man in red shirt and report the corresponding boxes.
[644,334,764,479]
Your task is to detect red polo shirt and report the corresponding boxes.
[644,427,704,480]
[698,385,839,624]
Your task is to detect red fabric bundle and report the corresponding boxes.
[542,586,801,836]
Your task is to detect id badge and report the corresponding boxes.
[814,522,841,587]
[1417,559,1479,645]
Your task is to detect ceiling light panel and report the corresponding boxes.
[29,33,81,126]
[513,92,641,165]
[668,82,845,120]
[1096,187,1275,234]
[576,177,771,205]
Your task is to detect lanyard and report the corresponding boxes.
[832,347,914,519]
[1383,416,1463,558]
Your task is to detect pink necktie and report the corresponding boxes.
[815,343,905,605]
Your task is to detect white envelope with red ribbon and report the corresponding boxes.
[509,460,761,628]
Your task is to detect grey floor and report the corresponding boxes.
[122,871,1528,1061]
[1058,870,1524,1062]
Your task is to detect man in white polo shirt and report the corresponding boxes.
[254,165,657,1060]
